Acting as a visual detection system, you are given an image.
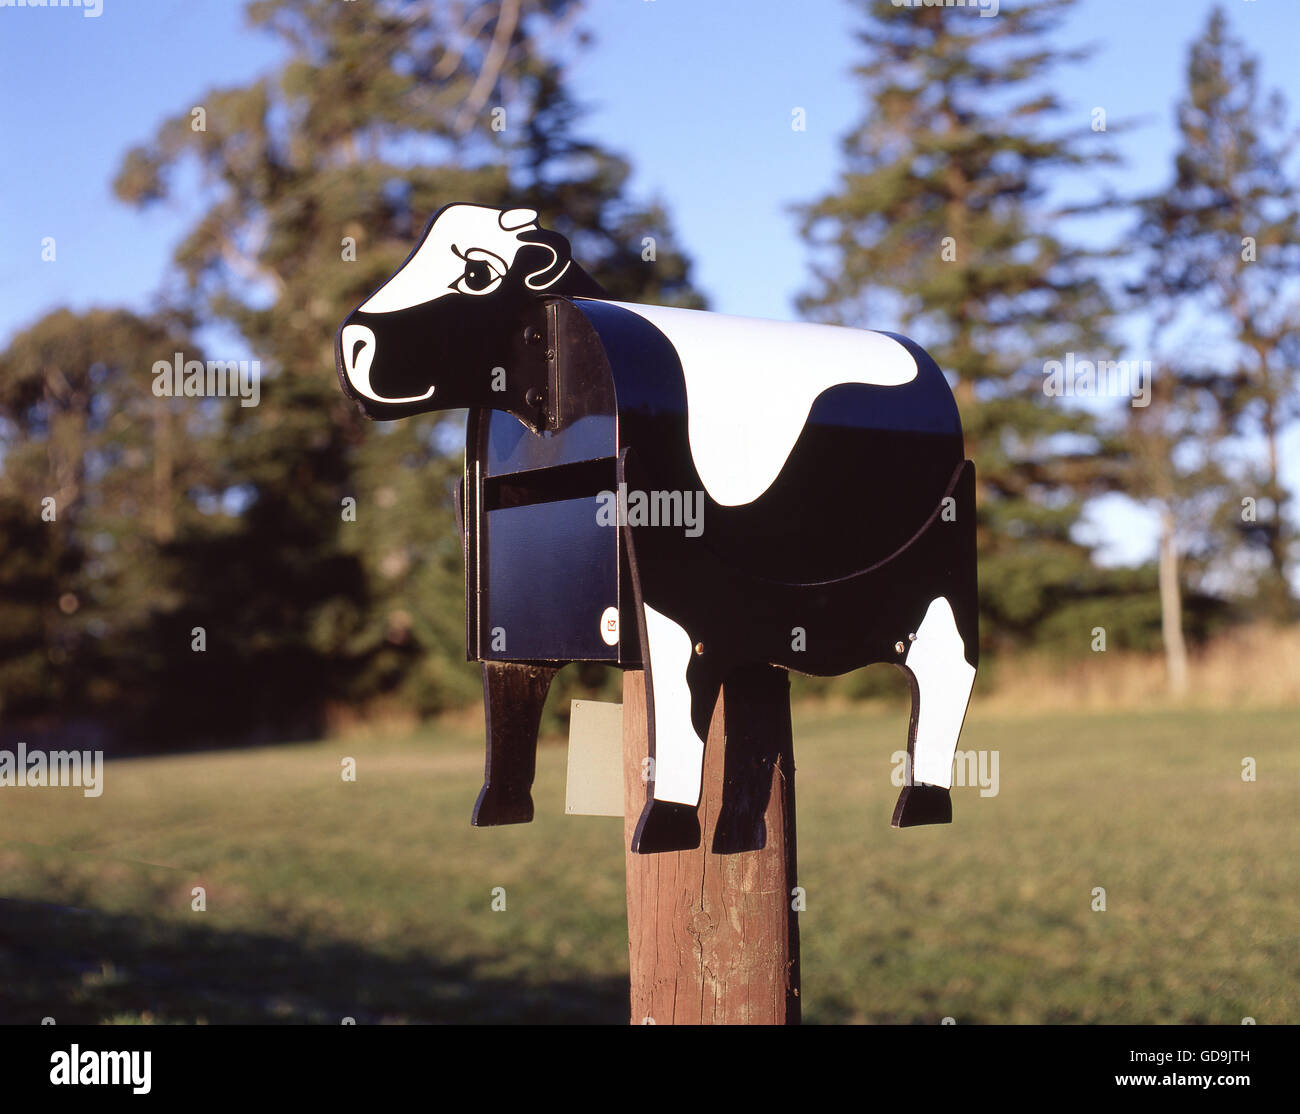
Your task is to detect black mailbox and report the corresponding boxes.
[337,203,979,854]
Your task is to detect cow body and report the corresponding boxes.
[337,204,979,853]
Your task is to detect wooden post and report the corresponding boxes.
[622,665,801,1024]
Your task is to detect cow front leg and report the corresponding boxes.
[892,596,977,827]
[472,661,560,826]
[630,605,711,853]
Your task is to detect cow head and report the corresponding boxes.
[336,203,605,420]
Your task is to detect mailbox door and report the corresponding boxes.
[480,495,619,663]
[466,410,630,665]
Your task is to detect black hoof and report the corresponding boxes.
[471,784,534,827]
[631,800,701,853]
[891,784,952,828]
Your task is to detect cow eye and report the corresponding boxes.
[450,247,506,295]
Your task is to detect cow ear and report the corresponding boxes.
[514,228,607,298]
[515,228,573,289]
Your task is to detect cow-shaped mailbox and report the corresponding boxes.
[336,203,979,853]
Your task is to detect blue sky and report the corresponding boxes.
[1,0,1297,571]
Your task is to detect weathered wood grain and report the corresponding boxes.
[623,666,800,1024]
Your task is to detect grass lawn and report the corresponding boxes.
[0,700,1295,1024]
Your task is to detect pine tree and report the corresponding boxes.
[795,0,1130,652]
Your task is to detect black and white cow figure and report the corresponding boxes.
[336,202,979,854]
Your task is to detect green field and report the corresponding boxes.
[1,701,1296,1024]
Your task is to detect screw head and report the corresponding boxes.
[525,387,543,407]
[694,642,705,655]
[894,640,906,654]
[523,326,542,345]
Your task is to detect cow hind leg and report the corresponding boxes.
[891,596,977,828]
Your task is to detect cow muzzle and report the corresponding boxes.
[339,318,436,406]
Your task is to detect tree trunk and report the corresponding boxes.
[1260,398,1290,604]
[1158,507,1189,698]
[152,394,175,545]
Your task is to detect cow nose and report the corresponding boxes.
[338,319,435,406]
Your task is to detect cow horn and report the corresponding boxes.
[499,207,538,231]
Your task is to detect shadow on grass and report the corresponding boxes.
[0,898,629,1025]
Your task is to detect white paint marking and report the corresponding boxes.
[904,596,976,788]
[360,204,535,314]
[642,605,705,806]
[604,301,918,506]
